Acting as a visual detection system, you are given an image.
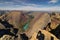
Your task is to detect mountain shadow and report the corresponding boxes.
[0,19,18,38]
[0,19,13,28]
[50,24,60,39]
[0,29,18,38]
[20,33,29,40]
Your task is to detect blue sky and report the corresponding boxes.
[0,0,60,11]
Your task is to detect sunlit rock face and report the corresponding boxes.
[25,13,51,38]
[0,35,14,40]
[30,29,58,40]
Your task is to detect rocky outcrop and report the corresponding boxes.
[0,35,14,40]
